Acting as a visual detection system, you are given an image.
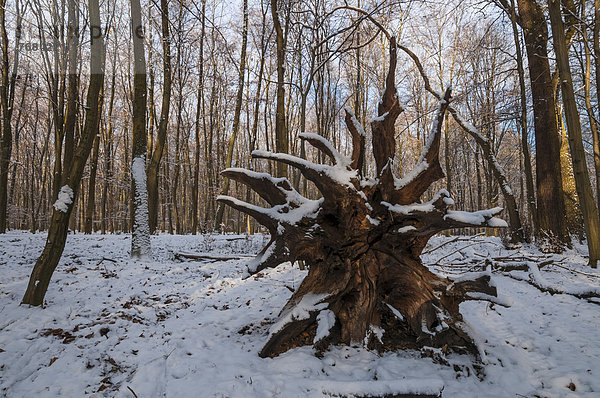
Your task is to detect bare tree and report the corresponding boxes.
[22,0,106,305]
[214,0,249,229]
[548,0,600,268]
[0,0,24,232]
[271,0,289,178]
[496,0,536,234]
[147,0,173,234]
[131,0,150,258]
[513,0,567,249]
[192,0,207,234]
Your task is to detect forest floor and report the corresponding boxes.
[0,232,599,397]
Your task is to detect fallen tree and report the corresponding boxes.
[218,37,506,358]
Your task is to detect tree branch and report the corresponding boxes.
[216,195,278,232]
[221,168,304,207]
[343,107,366,172]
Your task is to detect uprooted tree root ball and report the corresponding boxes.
[218,36,507,359]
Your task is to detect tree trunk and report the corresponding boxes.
[218,37,502,358]
[585,50,600,217]
[22,0,105,306]
[147,0,172,234]
[548,0,600,267]
[131,0,150,258]
[84,130,101,233]
[61,0,79,184]
[101,49,117,235]
[595,0,600,117]
[515,0,567,250]
[271,0,288,178]
[505,0,536,236]
[214,0,249,230]
[0,0,22,232]
[593,0,600,213]
[191,0,206,235]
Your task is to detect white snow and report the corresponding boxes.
[52,185,73,213]
[343,106,366,137]
[382,189,455,217]
[452,110,489,144]
[368,325,385,344]
[382,200,435,215]
[223,167,307,206]
[314,309,336,343]
[269,293,329,336]
[366,215,380,226]
[217,194,323,227]
[246,240,276,274]
[444,207,508,227]
[1,232,600,397]
[394,160,429,189]
[131,156,151,257]
[386,303,405,321]
[398,225,416,233]
[299,132,350,166]
[319,379,444,396]
[371,111,389,122]
[252,150,358,189]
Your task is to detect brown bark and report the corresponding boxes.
[61,0,79,183]
[192,0,206,235]
[592,0,600,213]
[0,0,22,232]
[22,0,105,306]
[84,128,101,233]
[271,0,288,178]
[515,0,567,250]
[595,0,600,115]
[131,0,150,258]
[0,0,10,233]
[549,0,600,267]
[502,0,537,235]
[218,38,503,358]
[101,47,117,235]
[147,0,172,234]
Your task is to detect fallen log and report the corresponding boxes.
[174,252,252,262]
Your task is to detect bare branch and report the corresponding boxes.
[247,238,289,274]
[216,195,277,232]
[221,168,305,207]
[298,133,345,165]
[395,88,452,204]
[343,107,366,172]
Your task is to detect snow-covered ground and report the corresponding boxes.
[1,232,599,397]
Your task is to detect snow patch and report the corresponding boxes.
[320,379,444,397]
[385,303,404,321]
[444,207,507,227]
[382,201,435,215]
[252,150,358,189]
[371,111,389,122]
[366,215,380,226]
[343,106,366,136]
[270,293,329,336]
[53,185,73,213]
[299,132,350,166]
[395,161,429,189]
[367,325,385,344]
[314,309,336,343]
[131,156,151,257]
